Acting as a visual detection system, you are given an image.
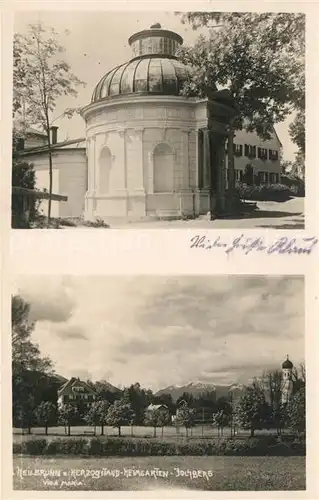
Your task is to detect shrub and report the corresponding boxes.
[20,438,47,455]
[42,438,87,455]
[237,183,291,202]
[83,217,109,228]
[13,435,305,457]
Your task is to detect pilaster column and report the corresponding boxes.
[91,136,96,194]
[133,127,145,192]
[181,130,191,190]
[147,151,154,194]
[114,129,126,192]
[203,128,211,189]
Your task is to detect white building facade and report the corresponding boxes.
[19,24,282,221]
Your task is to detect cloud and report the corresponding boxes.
[14,275,305,391]
[14,276,75,323]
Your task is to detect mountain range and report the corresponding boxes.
[155,382,244,401]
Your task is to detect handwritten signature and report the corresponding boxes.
[190,234,318,256]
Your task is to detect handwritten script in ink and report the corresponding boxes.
[190,234,318,256]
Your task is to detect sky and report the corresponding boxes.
[14,11,297,161]
[13,275,304,391]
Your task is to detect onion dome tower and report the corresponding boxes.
[92,23,192,101]
[281,355,294,404]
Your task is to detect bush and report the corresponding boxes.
[44,438,89,455]
[83,217,109,228]
[13,435,305,457]
[237,183,291,202]
[281,175,305,197]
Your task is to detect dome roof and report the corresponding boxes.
[282,356,293,369]
[91,24,191,102]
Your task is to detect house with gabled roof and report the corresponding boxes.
[57,377,97,408]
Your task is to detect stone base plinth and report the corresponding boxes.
[85,189,219,222]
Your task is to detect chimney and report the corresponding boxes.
[50,126,58,145]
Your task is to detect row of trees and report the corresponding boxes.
[23,382,305,438]
[12,294,305,438]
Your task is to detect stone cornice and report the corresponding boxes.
[81,95,202,120]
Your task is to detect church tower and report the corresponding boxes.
[281,355,294,404]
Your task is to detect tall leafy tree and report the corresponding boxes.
[287,388,305,435]
[13,23,85,224]
[12,295,52,374]
[106,399,135,437]
[58,404,78,436]
[177,13,305,198]
[234,380,270,437]
[213,409,230,437]
[175,402,196,437]
[12,295,54,428]
[34,401,57,435]
[84,400,110,436]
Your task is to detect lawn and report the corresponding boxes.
[13,455,305,491]
[13,425,285,442]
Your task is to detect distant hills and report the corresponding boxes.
[53,376,244,400]
[155,382,244,401]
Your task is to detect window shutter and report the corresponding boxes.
[244,144,249,156]
[239,145,243,156]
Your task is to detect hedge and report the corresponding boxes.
[13,436,305,457]
[236,184,292,202]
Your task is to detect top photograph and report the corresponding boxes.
[12,11,305,230]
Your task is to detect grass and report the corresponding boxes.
[13,455,305,491]
[13,425,287,441]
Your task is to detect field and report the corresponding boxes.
[13,455,305,491]
[13,425,286,442]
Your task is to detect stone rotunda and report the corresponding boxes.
[81,23,236,221]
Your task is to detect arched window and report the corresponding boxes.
[99,146,112,194]
[153,143,174,193]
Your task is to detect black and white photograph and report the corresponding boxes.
[12,275,305,491]
[12,11,305,229]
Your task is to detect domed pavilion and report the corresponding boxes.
[81,23,236,220]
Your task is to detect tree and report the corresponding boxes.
[35,401,57,435]
[58,404,78,436]
[261,370,284,435]
[13,23,85,224]
[234,381,269,437]
[289,110,305,156]
[12,295,53,374]
[213,409,230,437]
[106,399,135,437]
[15,394,36,433]
[144,408,170,438]
[122,383,153,425]
[84,400,110,436]
[12,295,55,429]
[175,403,196,438]
[177,13,305,201]
[287,388,305,435]
[94,380,121,404]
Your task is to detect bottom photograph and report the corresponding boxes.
[12,275,305,491]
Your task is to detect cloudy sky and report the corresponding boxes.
[13,275,304,391]
[14,10,297,161]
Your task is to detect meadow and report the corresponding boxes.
[13,425,285,441]
[13,455,306,491]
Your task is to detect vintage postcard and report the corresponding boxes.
[1,2,318,500]
[10,9,306,230]
[10,275,306,492]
